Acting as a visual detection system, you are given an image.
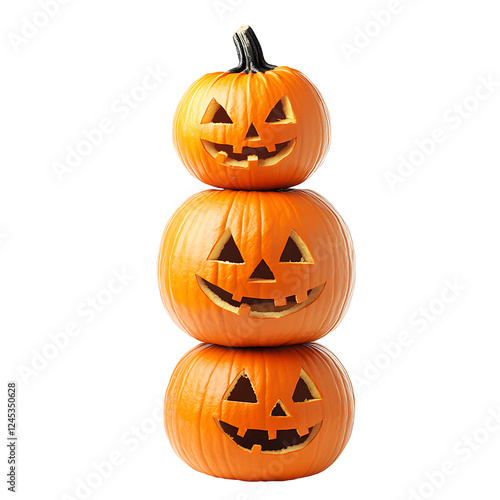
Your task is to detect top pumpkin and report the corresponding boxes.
[173,26,330,190]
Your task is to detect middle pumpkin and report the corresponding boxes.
[158,189,355,347]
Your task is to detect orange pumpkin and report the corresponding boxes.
[165,342,354,480]
[173,26,330,190]
[158,189,354,347]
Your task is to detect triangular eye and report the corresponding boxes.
[292,369,322,402]
[225,371,258,403]
[279,230,313,263]
[265,96,295,122]
[208,228,244,263]
[201,98,233,124]
[212,106,233,124]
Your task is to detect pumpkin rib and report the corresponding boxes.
[182,347,217,474]
[270,69,316,184]
[201,76,226,183]
[284,68,325,186]
[179,191,232,342]
[164,344,203,471]
[168,344,225,476]
[306,344,328,474]
[324,352,350,467]
[265,66,298,188]
[210,190,237,346]
[297,344,353,473]
[287,193,316,307]
[294,69,331,139]
[322,345,355,465]
[179,345,217,468]
[158,193,193,322]
[286,345,313,477]
[319,194,355,334]
[300,190,355,337]
[281,71,308,185]
[276,193,315,335]
[337,350,355,455]
[280,67,330,178]
[198,347,236,477]
[286,192,334,334]
[219,348,240,479]
[159,191,209,334]
[219,72,244,187]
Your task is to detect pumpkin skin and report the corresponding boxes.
[165,343,354,481]
[158,189,355,347]
[173,26,330,190]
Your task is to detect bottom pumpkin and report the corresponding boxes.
[164,343,354,481]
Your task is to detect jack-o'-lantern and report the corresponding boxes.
[173,26,330,190]
[158,189,355,347]
[165,343,354,480]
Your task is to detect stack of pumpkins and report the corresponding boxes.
[158,26,355,481]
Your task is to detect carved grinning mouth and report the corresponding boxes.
[216,420,322,454]
[196,276,325,318]
[201,138,296,168]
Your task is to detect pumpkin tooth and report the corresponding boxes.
[267,428,277,440]
[297,426,310,437]
[215,150,228,163]
[247,155,258,168]
[233,144,243,154]
[295,289,309,304]
[236,427,246,437]
[266,143,276,152]
[231,292,242,302]
[274,297,287,307]
[238,303,251,317]
[295,291,309,304]
[251,444,262,454]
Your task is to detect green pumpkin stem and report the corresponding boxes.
[229,26,277,74]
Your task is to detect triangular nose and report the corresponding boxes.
[271,400,288,417]
[245,123,259,139]
[249,259,275,281]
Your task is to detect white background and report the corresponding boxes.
[1,0,500,499]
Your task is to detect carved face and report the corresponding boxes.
[200,93,298,171]
[173,69,330,190]
[158,189,355,347]
[217,368,323,454]
[164,343,355,481]
[197,225,325,320]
